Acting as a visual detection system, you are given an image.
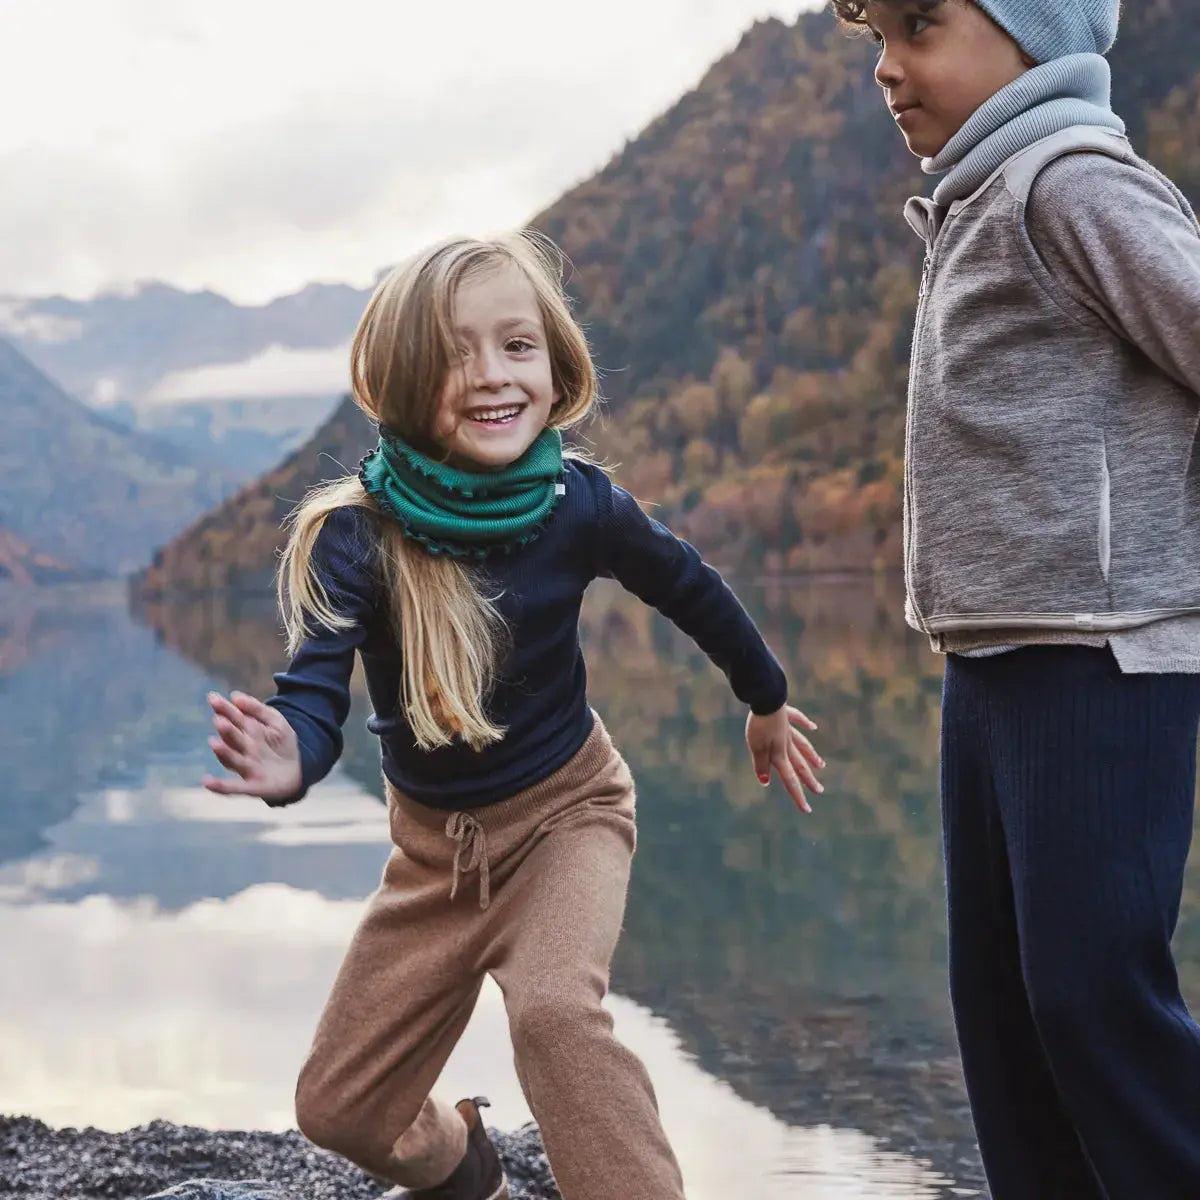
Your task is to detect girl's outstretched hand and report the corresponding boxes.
[203,691,302,802]
[746,704,825,814]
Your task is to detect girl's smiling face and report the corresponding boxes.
[432,263,558,471]
[867,0,1032,159]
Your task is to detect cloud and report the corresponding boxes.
[0,299,83,343]
[145,342,353,403]
[0,0,818,304]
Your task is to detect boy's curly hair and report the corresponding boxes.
[831,0,946,27]
[830,0,870,21]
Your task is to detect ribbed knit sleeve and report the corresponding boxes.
[266,506,381,803]
[596,476,788,715]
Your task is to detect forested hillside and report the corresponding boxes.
[137,2,1200,591]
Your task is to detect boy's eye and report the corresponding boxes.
[905,14,932,36]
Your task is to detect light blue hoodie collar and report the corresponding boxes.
[923,53,1125,205]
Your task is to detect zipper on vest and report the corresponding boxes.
[905,241,941,632]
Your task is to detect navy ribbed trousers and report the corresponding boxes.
[942,646,1200,1199]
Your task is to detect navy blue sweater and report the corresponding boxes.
[268,459,788,810]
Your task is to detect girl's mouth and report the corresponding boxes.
[468,404,525,428]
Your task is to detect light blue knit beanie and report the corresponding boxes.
[972,0,1121,63]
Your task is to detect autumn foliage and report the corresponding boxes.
[138,4,1200,592]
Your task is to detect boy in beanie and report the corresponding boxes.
[832,2,1200,1197]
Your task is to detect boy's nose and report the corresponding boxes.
[875,47,904,90]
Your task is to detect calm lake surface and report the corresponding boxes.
[4,579,1199,1198]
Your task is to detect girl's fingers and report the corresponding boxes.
[787,706,818,731]
[746,721,772,784]
[752,751,771,785]
[209,737,253,778]
[789,744,824,795]
[208,692,249,731]
[790,728,826,770]
[212,716,249,755]
[232,692,283,729]
[775,753,812,815]
[203,773,255,797]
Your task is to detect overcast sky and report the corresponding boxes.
[1,0,820,305]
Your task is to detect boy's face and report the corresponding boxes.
[866,0,1031,159]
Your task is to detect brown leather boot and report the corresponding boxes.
[387,1097,509,1200]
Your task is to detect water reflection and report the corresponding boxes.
[5,581,1197,1196]
[0,869,952,1199]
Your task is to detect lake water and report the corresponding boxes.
[4,580,1199,1198]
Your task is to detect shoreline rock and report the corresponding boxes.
[0,1115,560,1200]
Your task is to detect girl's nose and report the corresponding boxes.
[473,346,511,391]
[875,44,904,90]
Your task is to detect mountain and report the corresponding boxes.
[0,280,367,410]
[135,2,1200,591]
[0,282,362,487]
[529,1,1199,572]
[137,395,374,593]
[106,392,344,481]
[0,337,238,577]
[0,527,101,587]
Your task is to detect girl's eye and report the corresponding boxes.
[506,337,535,353]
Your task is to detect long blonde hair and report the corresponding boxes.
[279,231,597,751]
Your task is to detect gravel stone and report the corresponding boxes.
[0,1116,560,1200]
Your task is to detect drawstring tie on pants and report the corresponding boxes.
[446,812,490,910]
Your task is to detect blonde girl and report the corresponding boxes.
[203,230,824,1200]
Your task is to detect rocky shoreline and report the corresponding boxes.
[0,1116,560,1200]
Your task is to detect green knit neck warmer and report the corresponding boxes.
[358,426,565,558]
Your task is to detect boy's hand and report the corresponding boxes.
[746,705,825,814]
[203,691,302,802]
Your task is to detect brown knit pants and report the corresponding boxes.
[294,716,686,1200]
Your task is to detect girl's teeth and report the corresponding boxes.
[474,407,520,423]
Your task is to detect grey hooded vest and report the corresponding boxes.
[902,126,1200,640]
